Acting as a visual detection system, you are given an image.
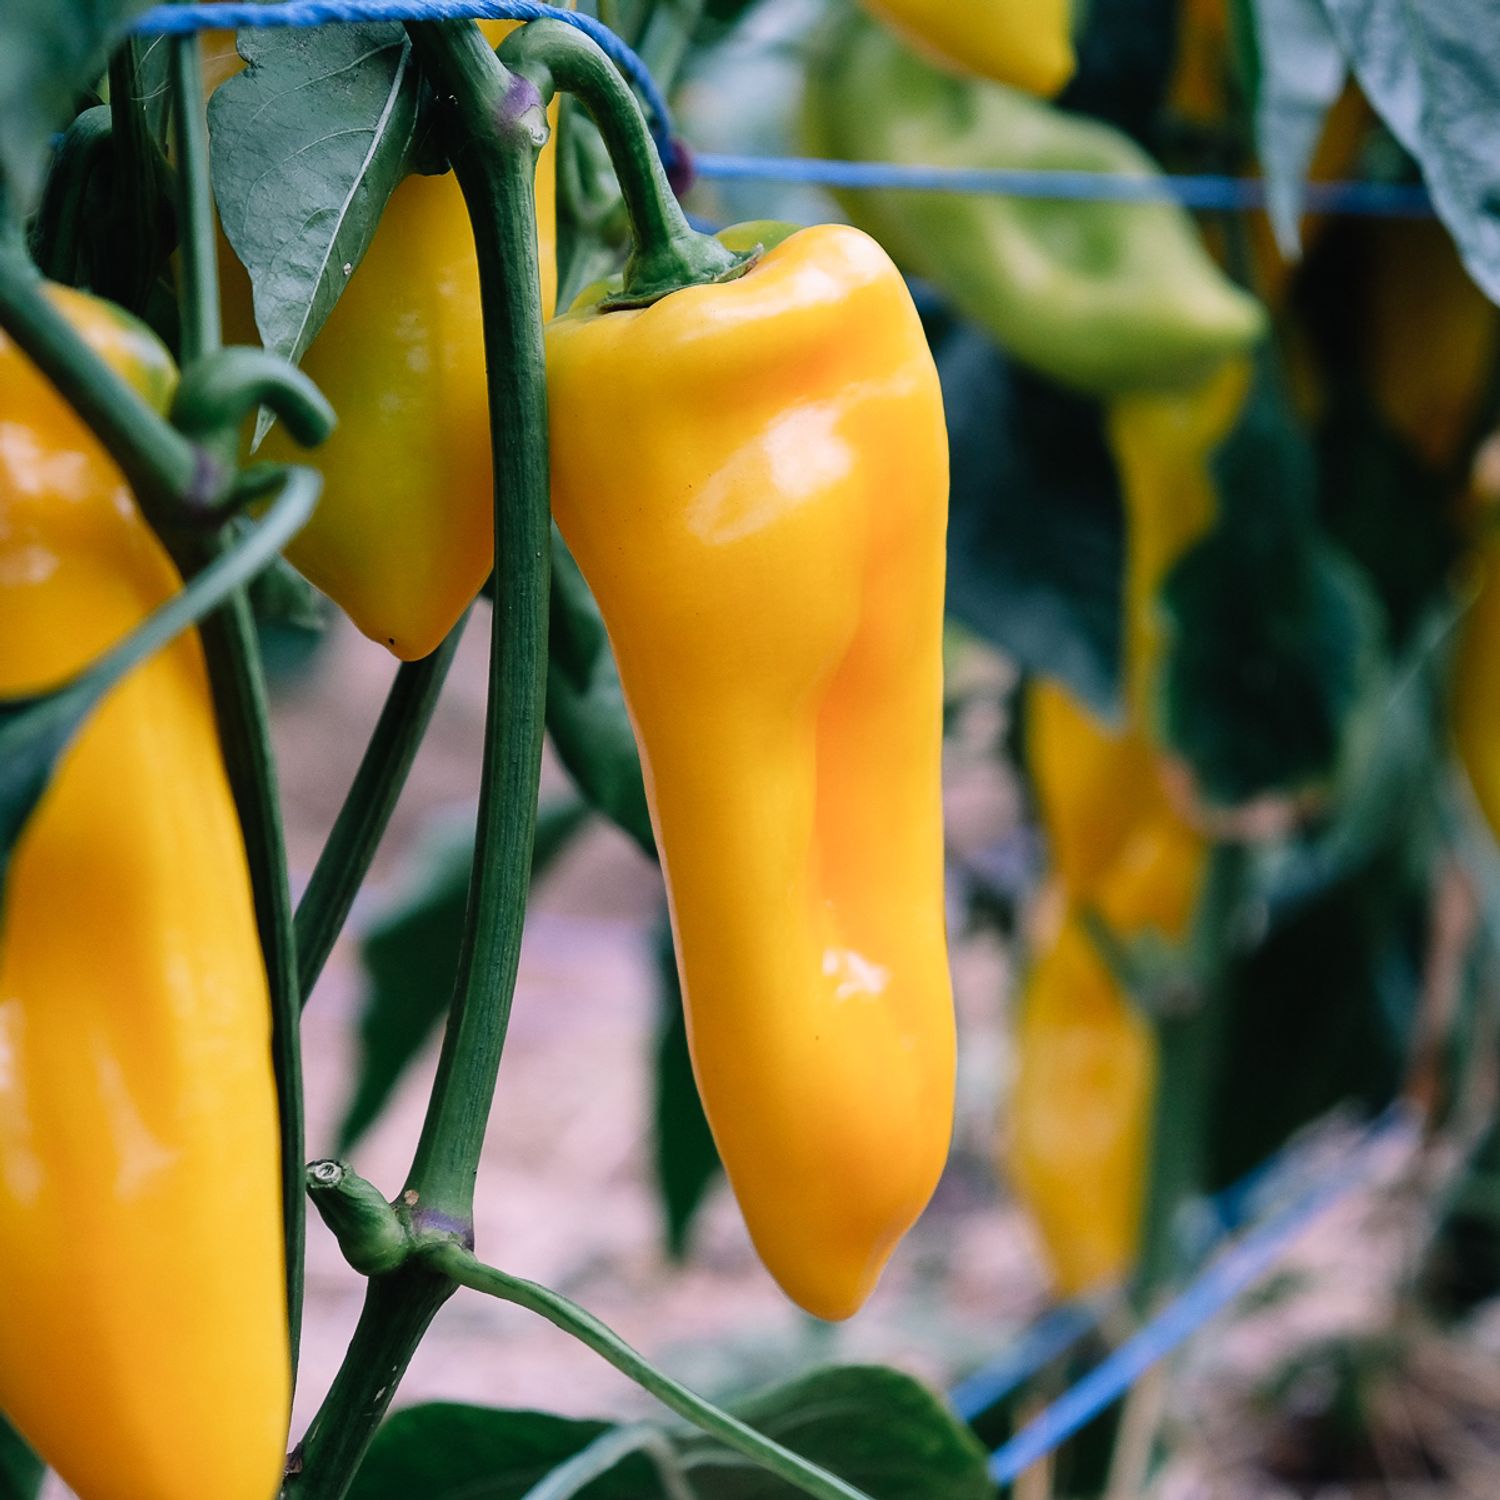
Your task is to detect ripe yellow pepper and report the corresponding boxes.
[0,287,288,1500]
[547,222,954,1320]
[1009,908,1156,1296]
[858,0,1075,96]
[219,19,559,660]
[1008,366,1245,1294]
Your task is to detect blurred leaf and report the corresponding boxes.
[682,1366,994,1500]
[0,1413,41,1500]
[339,798,589,1152]
[346,1404,653,1500]
[1317,0,1500,304]
[547,530,657,857]
[651,913,721,1258]
[1058,0,1178,143]
[1207,857,1416,1189]
[0,0,150,210]
[209,23,422,442]
[1159,371,1385,807]
[1422,1109,1500,1319]
[937,322,1124,717]
[1246,0,1348,254]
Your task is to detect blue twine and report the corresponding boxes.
[692,153,1436,218]
[129,1,675,159]
[986,1107,1417,1486]
[950,1300,1109,1423]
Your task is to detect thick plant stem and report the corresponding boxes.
[399,20,550,1233]
[167,39,307,1375]
[295,615,469,1002]
[501,20,748,307]
[286,1268,454,1490]
[287,24,551,1497]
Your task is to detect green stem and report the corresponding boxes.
[27,106,113,284]
[500,20,749,308]
[107,39,164,314]
[1135,844,1250,1301]
[399,19,550,1230]
[430,1244,876,1500]
[295,615,468,1002]
[286,24,552,1496]
[168,32,222,366]
[286,1268,454,1490]
[0,252,220,515]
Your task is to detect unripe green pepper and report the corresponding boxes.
[802,9,1267,395]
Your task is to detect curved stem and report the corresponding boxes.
[399,19,550,1231]
[430,1244,876,1500]
[169,31,222,367]
[0,252,219,516]
[295,614,468,1002]
[27,106,113,284]
[287,23,553,1497]
[500,20,748,308]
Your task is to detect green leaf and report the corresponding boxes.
[346,1403,655,1500]
[547,531,657,856]
[936,322,1125,717]
[684,1366,994,1500]
[0,1412,42,1500]
[339,798,589,1151]
[1246,0,1349,254]
[1057,0,1177,143]
[651,913,721,1258]
[1317,0,1500,303]
[1158,371,1385,807]
[208,22,422,437]
[0,0,151,210]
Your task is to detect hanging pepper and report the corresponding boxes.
[802,9,1265,396]
[858,0,1075,96]
[218,20,560,660]
[0,286,288,1500]
[1006,366,1246,1294]
[546,221,954,1321]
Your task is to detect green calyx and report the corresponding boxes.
[802,10,1267,395]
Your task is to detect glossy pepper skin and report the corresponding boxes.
[803,11,1266,396]
[547,222,955,1320]
[859,0,1074,96]
[0,287,289,1500]
[218,19,559,660]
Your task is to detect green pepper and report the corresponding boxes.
[802,8,1266,395]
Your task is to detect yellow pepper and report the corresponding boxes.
[1007,366,1246,1294]
[1009,907,1156,1296]
[546,222,954,1320]
[858,0,1075,96]
[0,288,288,1499]
[219,19,559,660]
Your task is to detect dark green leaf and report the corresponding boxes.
[0,0,151,209]
[1158,371,1384,807]
[681,1366,994,1500]
[0,1412,41,1500]
[547,531,657,856]
[338,798,589,1151]
[1317,0,1500,303]
[651,913,720,1258]
[346,1403,655,1500]
[208,23,422,426]
[937,323,1124,717]
[1246,0,1349,253]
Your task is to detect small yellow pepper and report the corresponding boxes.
[547,222,954,1320]
[0,287,288,1500]
[858,0,1075,96]
[219,20,559,660]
